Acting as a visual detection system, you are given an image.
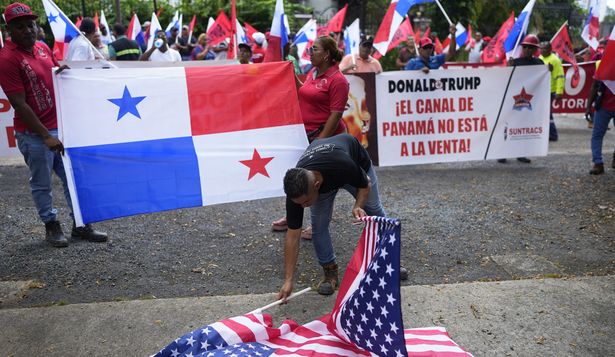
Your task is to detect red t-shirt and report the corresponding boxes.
[601,86,615,111]
[299,64,349,135]
[0,40,59,132]
[251,46,266,63]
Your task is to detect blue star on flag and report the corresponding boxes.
[108,86,147,121]
[47,12,58,23]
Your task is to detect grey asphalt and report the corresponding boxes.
[1,114,614,356]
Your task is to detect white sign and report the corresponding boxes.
[0,87,19,158]
[376,66,551,166]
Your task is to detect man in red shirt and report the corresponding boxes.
[0,3,107,247]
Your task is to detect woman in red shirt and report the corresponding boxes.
[272,36,350,235]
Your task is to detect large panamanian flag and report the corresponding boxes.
[54,63,308,226]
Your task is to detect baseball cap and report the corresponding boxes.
[360,39,373,47]
[238,43,252,52]
[182,25,189,30]
[3,2,38,24]
[419,38,434,48]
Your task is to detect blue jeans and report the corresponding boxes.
[549,93,558,141]
[15,130,73,223]
[591,108,615,164]
[310,166,386,265]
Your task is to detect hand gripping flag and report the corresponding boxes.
[503,0,537,59]
[581,0,605,50]
[481,12,515,63]
[595,25,615,94]
[264,0,290,62]
[153,217,473,357]
[373,0,435,57]
[42,0,81,60]
[54,63,309,226]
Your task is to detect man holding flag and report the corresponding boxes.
[405,24,456,73]
[0,3,108,247]
[339,39,383,74]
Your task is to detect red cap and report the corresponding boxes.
[419,38,434,48]
[520,34,539,47]
[3,3,38,24]
[483,36,492,42]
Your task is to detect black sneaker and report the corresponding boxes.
[517,157,531,163]
[72,223,108,242]
[45,221,68,247]
[497,159,507,163]
[612,152,615,169]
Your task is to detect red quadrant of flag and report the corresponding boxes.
[185,62,303,136]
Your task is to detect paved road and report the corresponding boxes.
[0,114,614,356]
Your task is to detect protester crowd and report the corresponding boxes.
[0,1,613,304]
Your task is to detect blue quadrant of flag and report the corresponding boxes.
[67,137,202,223]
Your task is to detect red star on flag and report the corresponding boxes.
[513,87,533,103]
[239,149,274,180]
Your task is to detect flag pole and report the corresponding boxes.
[47,0,115,67]
[248,287,312,314]
[550,21,567,43]
[434,0,453,26]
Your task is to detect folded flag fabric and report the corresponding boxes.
[55,63,308,226]
[153,217,473,357]
[42,0,81,60]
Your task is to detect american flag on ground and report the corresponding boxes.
[153,217,472,356]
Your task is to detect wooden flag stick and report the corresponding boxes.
[249,287,312,314]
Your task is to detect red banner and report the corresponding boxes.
[207,11,232,47]
[552,62,596,113]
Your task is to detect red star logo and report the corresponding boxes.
[513,87,533,103]
[239,149,274,180]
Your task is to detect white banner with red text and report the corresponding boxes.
[0,87,19,158]
[376,66,551,166]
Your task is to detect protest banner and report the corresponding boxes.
[376,66,550,166]
[446,61,595,114]
[0,87,18,158]
[552,62,596,113]
[341,73,380,164]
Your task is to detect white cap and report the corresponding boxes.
[253,32,265,45]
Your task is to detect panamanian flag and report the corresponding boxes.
[54,63,308,226]
[42,0,81,60]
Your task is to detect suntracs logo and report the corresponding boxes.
[512,87,533,111]
[503,122,543,141]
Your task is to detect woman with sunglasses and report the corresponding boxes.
[271,36,349,238]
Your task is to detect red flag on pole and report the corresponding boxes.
[435,37,443,54]
[207,10,232,47]
[481,11,515,64]
[187,15,197,43]
[551,21,580,84]
[93,12,99,31]
[382,16,414,55]
[326,4,348,33]
[421,26,431,40]
[228,0,237,59]
[414,27,421,43]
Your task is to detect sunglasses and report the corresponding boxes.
[421,46,434,50]
[522,45,535,49]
